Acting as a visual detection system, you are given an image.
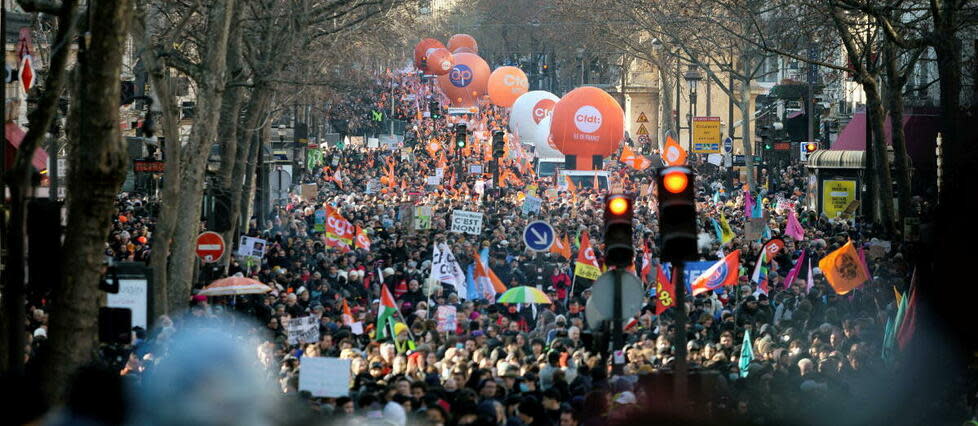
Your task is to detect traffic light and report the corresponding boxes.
[656,166,697,262]
[455,123,467,149]
[429,100,441,119]
[762,141,774,151]
[603,194,634,268]
[804,142,818,153]
[492,131,505,157]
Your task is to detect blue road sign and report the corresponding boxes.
[723,137,733,153]
[523,221,555,251]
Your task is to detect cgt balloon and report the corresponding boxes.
[549,86,624,170]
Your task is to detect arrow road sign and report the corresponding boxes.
[523,221,555,252]
[723,136,733,153]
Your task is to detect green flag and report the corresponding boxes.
[739,329,753,378]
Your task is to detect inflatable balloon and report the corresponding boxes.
[487,66,529,107]
[509,91,559,150]
[436,53,490,108]
[532,115,563,158]
[549,86,624,170]
[447,34,478,53]
[414,38,446,70]
[424,47,454,75]
[453,47,476,55]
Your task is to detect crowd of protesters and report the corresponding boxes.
[18,71,978,426]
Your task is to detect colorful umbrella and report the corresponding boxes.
[198,276,272,296]
[496,286,552,304]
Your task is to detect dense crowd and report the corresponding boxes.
[20,71,976,426]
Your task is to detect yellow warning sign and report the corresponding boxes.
[636,112,649,123]
[636,124,649,135]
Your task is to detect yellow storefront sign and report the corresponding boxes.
[691,117,721,153]
[822,180,857,218]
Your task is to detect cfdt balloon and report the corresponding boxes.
[425,48,454,75]
[509,91,559,147]
[549,86,624,170]
[532,115,563,158]
[447,34,478,53]
[487,66,529,107]
[414,38,446,70]
[436,53,490,107]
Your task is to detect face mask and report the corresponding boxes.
[519,383,529,393]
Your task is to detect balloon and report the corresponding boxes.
[424,47,454,75]
[532,115,563,158]
[549,87,624,170]
[452,46,476,54]
[509,91,559,152]
[137,236,148,244]
[414,38,446,70]
[447,34,478,53]
[487,66,529,107]
[436,53,490,108]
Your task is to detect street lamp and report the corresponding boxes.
[683,66,703,150]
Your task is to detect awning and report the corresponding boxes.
[830,107,940,171]
[4,122,48,171]
[807,150,865,169]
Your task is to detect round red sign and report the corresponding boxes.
[195,231,225,263]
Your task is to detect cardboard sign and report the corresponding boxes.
[414,206,433,230]
[436,305,457,333]
[450,210,483,235]
[298,357,351,398]
[521,195,543,215]
[237,236,267,259]
[287,316,320,345]
[301,183,318,200]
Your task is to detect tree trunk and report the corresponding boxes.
[165,0,237,311]
[217,10,244,270]
[2,0,80,373]
[133,2,182,317]
[738,72,756,190]
[229,88,270,238]
[883,41,912,225]
[657,56,676,142]
[863,79,896,232]
[242,124,267,233]
[39,0,132,403]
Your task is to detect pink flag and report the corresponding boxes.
[783,249,806,289]
[805,258,814,294]
[785,209,805,240]
[744,191,755,217]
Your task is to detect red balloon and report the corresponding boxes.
[436,53,490,108]
[424,48,454,75]
[414,38,446,70]
[448,34,478,53]
[549,87,624,170]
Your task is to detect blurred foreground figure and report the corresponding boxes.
[128,323,274,426]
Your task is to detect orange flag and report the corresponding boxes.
[551,234,572,259]
[620,145,652,170]
[564,175,577,193]
[818,240,870,294]
[574,233,601,280]
[341,299,354,326]
[663,133,687,166]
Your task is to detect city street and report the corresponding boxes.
[1,1,977,425]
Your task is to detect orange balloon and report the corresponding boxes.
[487,66,529,107]
[447,34,478,53]
[414,38,446,70]
[549,87,624,170]
[424,48,454,75]
[436,53,490,108]
[118,215,128,223]
[452,46,476,55]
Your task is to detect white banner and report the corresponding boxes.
[450,210,483,235]
[237,236,267,259]
[287,316,320,345]
[298,357,351,398]
[432,243,466,298]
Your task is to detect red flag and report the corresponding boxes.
[355,226,371,251]
[690,250,741,296]
[655,265,675,315]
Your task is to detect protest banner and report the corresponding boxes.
[450,210,484,235]
[237,236,267,259]
[287,316,320,345]
[298,357,352,398]
[436,305,457,333]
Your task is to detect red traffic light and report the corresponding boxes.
[662,171,689,194]
[805,142,818,152]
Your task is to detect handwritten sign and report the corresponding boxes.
[521,195,542,216]
[287,316,320,345]
[298,357,351,398]
[436,305,457,333]
[450,210,483,235]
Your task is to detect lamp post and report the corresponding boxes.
[683,66,703,152]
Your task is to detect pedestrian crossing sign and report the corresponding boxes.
[636,112,649,123]
[636,124,649,135]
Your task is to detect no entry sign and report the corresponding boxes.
[195,231,225,263]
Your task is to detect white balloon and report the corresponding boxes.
[532,115,563,158]
[509,90,559,151]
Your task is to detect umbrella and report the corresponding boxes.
[496,286,552,304]
[198,276,272,296]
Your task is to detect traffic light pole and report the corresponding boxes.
[612,268,623,375]
[672,262,688,406]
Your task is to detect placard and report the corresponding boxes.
[298,357,351,398]
[367,138,379,148]
[468,164,483,174]
[692,117,721,153]
[365,179,380,194]
[237,236,267,258]
[450,210,483,235]
[745,218,766,241]
[414,206,433,230]
[106,279,148,330]
[435,168,444,178]
[521,195,542,215]
[300,183,318,201]
[287,316,320,345]
[822,179,856,218]
[426,176,441,186]
[436,305,457,333]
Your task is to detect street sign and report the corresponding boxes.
[195,231,225,263]
[723,136,733,153]
[585,297,603,330]
[636,112,649,123]
[691,117,721,153]
[522,221,555,251]
[587,271,644,322]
